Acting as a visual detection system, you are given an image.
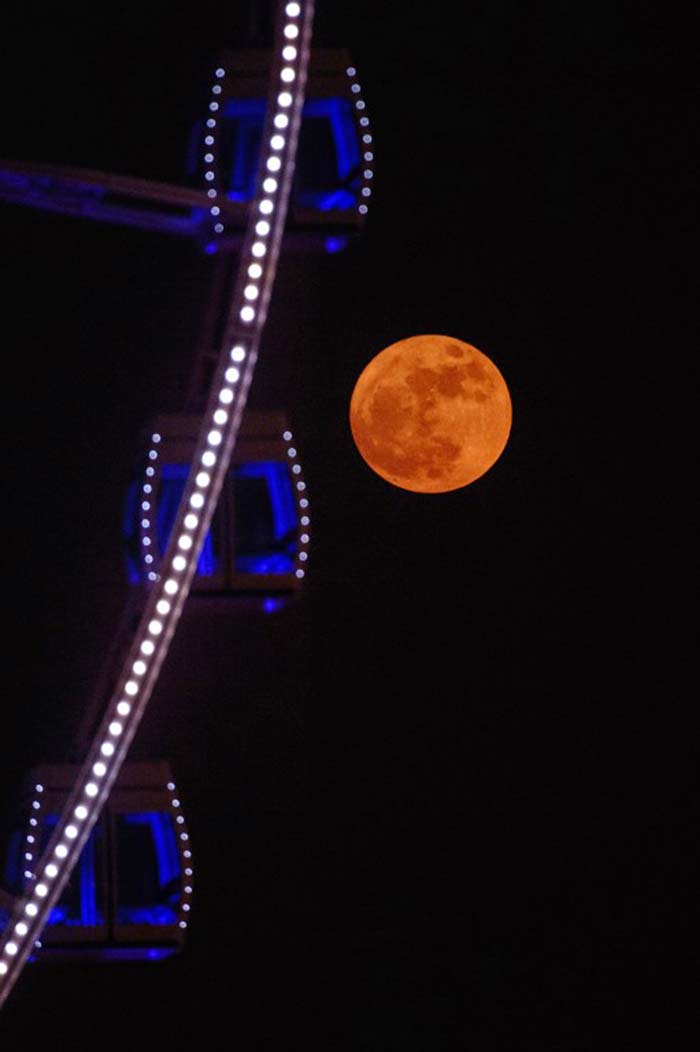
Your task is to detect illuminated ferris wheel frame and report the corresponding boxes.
[0,0,315,1010]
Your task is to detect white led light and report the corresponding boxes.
[301,533,309,543]
[148,620,163,635]
[205,134,214,145]
[185,867,193,876]
[109,722,123,736]
[292,464,302,474]
[287,447,297,457]
[156,599,170,615]
[189,493,205,509]
[256,220,270,236]
[282,45,297,61]
[213,408,227,425]
[151,433,161,444]
[45,862,59,877]
[364,152,373,162]
[205,171,215,181]
[360,116,369,126]
[300,497,309,508]
[346,66,356,76]
[183,850,192,858]
[116,701,131,717]
[184,885,192,894]
[164,579,179,595]
[141,501,150,511]
[55,843,69,856]
[148,450,158,461]
[172,799,180,808]
[280,67,295,83]
[263,177,277,193]
[25,903,38,917]
[209,101,219,112]
[125,680,138,696]
[184,514,198,530]
[180,833,189,842]
[359,204,368,215]
[244,284,259,300]
[100,742,115,757]
[179,921,187,929]
[177,535,193,551]
[299,551,308,561]
[259,198,274,214]
[211,205,220,215]
[15,923,28,937]
[363,133,372,143]
[362,186,371,197]
[146,467,155,476]
[247,263,263,279]
[283,430,293,440]
[215,67,225,78]
[284,24,299,38]
[351,83,361,93]
[202,449,217,465]
[5,943,18,956]
[35,884,48,897]
[296,481,306,490]
[278,91,293,107]
[196,471,210,487]
[355,100,365,110]
[225,371,240,389]
[212,84,221,95]
[286,2,300,15]
[0,962,8,975]
[364,169,373,179]
[65,825,78,839]
[145,555,154,563]
[296,568,305,578]
[141,640,155,656]
[182,903,190,912]
[207,189,217,198]
[214,223,224,233]
[252,241,266,257]
[74,806,88,822]
[93,761,107,776]
[143,484,152,494]
[266,156,281,172]
[133,660,146,675]
[274,113,289,129]
[240,306,255,322]
[176,815,185,824]
[219,388,234,406]
[231,345,245,362]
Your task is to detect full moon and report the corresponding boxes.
[349,334,512,493]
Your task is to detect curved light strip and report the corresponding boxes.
[0,0,315,1008]
[203,63,229,249]
[282,427,311,581]
[344,64,374,218]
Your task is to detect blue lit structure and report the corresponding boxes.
[0,49,373,255]
[1,763,191,961]
[123,409,307,607]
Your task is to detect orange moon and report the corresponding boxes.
[349,334,512,493]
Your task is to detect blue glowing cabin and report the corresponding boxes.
[0,762,192,961]
[188,48,374,254]
[123,410,310,610]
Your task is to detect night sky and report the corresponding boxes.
[0,2,686,1046]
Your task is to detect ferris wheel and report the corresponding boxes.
[0,0,375,1008]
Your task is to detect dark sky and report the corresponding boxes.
[0,2,686,1046]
